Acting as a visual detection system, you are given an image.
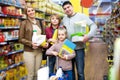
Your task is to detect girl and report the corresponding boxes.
[19,6,48,80]
[46,27,76,80]
[45,14,61,75]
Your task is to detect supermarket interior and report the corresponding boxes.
[0,0,120,80]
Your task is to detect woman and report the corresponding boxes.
[19,6,48,80]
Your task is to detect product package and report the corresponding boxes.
[71,20,89,42]
[59,39,76,58]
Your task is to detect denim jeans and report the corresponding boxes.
[73,49,85,80]
[48,56,56,76]
[63,70,73,80]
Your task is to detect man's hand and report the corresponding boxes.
[83,35,89,43]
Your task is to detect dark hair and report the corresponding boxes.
[62,1,72,7]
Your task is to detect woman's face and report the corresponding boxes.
[27,7,35,19]
[58,30,66,42]
[50,16,59,27]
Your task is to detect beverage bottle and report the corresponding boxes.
[32,30,37,43]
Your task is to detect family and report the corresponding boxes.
[19,1,97,80]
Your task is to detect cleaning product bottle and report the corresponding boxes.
[32,30,37,43]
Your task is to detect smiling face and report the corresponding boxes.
[50,14,61,29]
[58,27,67,42]
[51,15,59,27]
[26,7,35,19]
[63,4,74,16]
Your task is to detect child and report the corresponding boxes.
[45,14,61,75]
[46,27,76,80]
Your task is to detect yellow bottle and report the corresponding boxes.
[51,29,58,44]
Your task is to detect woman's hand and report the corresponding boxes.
[32,43,38,49]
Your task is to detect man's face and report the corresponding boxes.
[63,4,74,16]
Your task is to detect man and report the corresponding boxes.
[62,1,97,80]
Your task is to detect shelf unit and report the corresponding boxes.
[0,1,26,80]
[0,0,65,79]
[103,2,120,66]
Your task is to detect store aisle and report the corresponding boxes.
[85,41,109,80]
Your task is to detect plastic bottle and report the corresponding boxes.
[32,30,37,43]
[56,67,63,78]
[51,29,58,44]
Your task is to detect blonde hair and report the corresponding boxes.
[58,26,67,38]
[24,5,35,18]
[50,14,61,25]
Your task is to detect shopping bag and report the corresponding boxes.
[37,66,49,80]
[37,57,49,80]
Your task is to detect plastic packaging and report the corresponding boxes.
[32,30,37,43]
[56,67,63,78]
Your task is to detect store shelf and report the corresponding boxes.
[6,38,19,42]
[0,62,24,73]
[0,42,7,46]
[0,38,18,46]
[36,17,44,20]
[0,13,22,18]
[6,49,24,56]
[89,13,111,16]
[0,50,24,56]
[35,9,44,13]
[0,26,19,30]
[0,2,23,8]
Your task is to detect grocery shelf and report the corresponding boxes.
[6,38,19,42]
[0,26,19,30]
[0,49,24,56]
[6,49,24,56]
[0,38,19,46]
[36,17,44,20]
[0,42,7,46]
[0,2,23,8]
[0,62,24,73]
[0,13,22,18]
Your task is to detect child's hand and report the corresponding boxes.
[52,51,58,56]
[61,55,68,60]
[48,38,57,44]
[42,42,49,48]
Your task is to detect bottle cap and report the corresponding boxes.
[58,66,62,68]
[33,30,37,32]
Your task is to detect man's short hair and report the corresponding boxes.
[62,1,72,7]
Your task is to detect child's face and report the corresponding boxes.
[58,30,66,42]
[51,16,59,27]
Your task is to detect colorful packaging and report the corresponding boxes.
[59,39,76,58]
